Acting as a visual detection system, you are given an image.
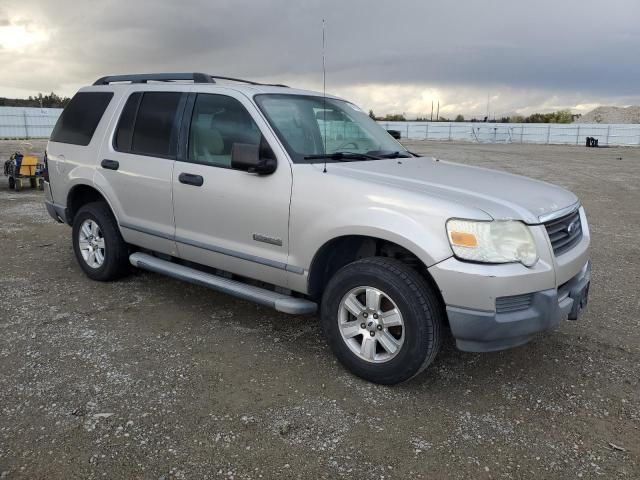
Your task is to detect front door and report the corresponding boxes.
[172,89,293,287]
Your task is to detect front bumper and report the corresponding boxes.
[444,260,591,352]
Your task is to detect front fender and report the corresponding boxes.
[301,206,454,271]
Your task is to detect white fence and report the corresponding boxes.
[2,107,640,147]
[379,121,640,146]
[0,107,63,139]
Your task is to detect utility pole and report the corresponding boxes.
[486,93,490,121]
[436,101,440,121]
[431,101,433,121]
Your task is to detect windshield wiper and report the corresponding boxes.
[377,151,412,159]
[303,152,381,161]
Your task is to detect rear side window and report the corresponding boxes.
[50,92,113,145]
[114,91,182,158]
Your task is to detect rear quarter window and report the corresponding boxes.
[50,92,114,145]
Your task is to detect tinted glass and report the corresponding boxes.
[114,92,141,151]
[188,94,261,168]
[255,94,407,163]
[50,92,113,145]
[131,92,182,158]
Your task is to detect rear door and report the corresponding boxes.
[171,89,293,287]
[94,88,187,255]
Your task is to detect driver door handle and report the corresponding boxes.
[178,173,204,187]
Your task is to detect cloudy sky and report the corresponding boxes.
[1,0,639,118]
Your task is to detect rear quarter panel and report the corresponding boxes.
[46,87,126,209]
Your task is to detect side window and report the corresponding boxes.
[114,92,141,151]
[188,94,261,168]
[114,91,182,158]
[50,92,113,146]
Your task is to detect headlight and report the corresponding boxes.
[446,219,538,267]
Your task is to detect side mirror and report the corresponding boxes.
[231,142,276,175]
[387,129,401,140]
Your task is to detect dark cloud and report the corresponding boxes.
[1,0,639,114]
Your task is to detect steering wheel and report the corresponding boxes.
[335,141,359,150]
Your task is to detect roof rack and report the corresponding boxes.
[210,75,289,87]
[93,73,214,85]
[93,73,288,87]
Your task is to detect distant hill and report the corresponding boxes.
[575,106,640,124]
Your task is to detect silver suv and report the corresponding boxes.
[44,73,591,384]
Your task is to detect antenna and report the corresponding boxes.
[322,19,328,174]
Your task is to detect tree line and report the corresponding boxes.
[0,92,71,108]
[369,109,575,124]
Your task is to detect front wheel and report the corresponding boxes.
[72,202,130,281]
[321,257,444,384]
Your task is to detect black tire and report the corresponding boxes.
[8,177,15,190]
[72,201,130,281]
[30,178,37,188]
[320,257,444,385]
[14,178,21,192]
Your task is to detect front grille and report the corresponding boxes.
[496,293,533,313]
[544,208,583,256]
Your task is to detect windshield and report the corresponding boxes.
[254,94,409,163]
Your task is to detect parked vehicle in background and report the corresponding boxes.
[44,73,591,384]
[386,129,401,139]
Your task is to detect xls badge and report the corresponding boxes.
[252,233,283,247]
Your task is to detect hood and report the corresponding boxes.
[329,157,578,224]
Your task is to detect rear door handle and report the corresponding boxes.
[101,159,119,170]
[178,173,204,187]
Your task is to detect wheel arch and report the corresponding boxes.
[307,234,445,307]
[66,183,117,226]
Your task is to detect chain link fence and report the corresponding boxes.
[0,107,63,139]
[2,107,640,147]
[379,121,640,146]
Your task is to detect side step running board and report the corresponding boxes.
[129,253,317,315]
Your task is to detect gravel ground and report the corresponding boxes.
[0,140,638,479]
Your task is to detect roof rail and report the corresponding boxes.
[210,75,288,88]
[93,73,214,85]
[93,72,289,88]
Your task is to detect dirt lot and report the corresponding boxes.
[0,140,638,479]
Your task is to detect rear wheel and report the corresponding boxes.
[72,202,130,281]
[8,176,15,190]
[321,257,444,385]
